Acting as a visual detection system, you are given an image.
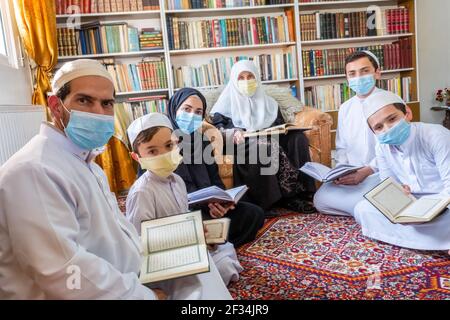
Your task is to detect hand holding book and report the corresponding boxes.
[187,185,249,207]
[208,202,235,219]
[299,162,364,183]
[364,177,450,224]
[139,211,232,284]
[243,123,312,138]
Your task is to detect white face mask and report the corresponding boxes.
[237,79,258,97]
[139,147,183,178]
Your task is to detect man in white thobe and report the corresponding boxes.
[354,90,450,251]
[0,59,164,299]
[314,51,412,216]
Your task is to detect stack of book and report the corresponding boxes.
[305,76,413,111]
[173,50,296,88]
[166,0,292,10]
[302,39,413,77]
[139,28,163,50]
[118,96,169,120]
[57,21,141,56]
[101,58,168,92]
[299,7,409,41]
[55,0,159,15]
[167,13,294,50]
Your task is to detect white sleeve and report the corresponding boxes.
[369,157,379,172]
[429,127,450,195]
[335,108,348,165]
[1,163,156,300]
[375,144,396,181]
[126,189,157,234]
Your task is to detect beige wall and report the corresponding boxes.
[416,0,450,124]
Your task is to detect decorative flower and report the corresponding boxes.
[435,88,450,104]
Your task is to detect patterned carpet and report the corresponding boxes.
[228,212,450,300]
[116,196,450,300]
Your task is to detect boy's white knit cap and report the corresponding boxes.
[51,59,114,94]
[362,50,380,68]
[127,113,173,146]
[363,90,406,120]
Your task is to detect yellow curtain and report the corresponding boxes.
[13,0,57,106]
[95,104,137,194]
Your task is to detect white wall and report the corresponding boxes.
[0,62,32,105]
[416,0,450,124]
[0,0,32,106]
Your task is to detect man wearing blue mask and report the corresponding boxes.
[354,90,450,252]
[0,59,165,299]
[314,51,412,217]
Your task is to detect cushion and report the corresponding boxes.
[200,84,304,124]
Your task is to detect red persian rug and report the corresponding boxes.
[116,196,450,300]
[228,213,450,300]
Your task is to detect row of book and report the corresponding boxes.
[119,97,169,122]
[385,8,410,35]
[305,82,354,111]
[378,76,412,103]
[299,0,362,2]
[302,39,413,78]
[300,8,409,41]
[305,76,412,111]
[166,0,292,10]
[55,0,159,15]
[139,28,164,50]
[300,11,374,41]
[101,58,168,92]
[173,51,296,88]
[57,22,163,56]
[166,13,294,50]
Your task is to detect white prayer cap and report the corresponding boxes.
[363,90,406,120]
[362,50,380,69]
[127,113,173,147]
[51,59,114,94]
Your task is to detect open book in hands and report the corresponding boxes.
[139,211,209,284]
[364,177,450,224]
[243,123,312,138]
[187,185,248,206]
[299,162,364,183]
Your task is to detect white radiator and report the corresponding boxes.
[0,105,45,166]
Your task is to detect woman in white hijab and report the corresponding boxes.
[210,60,315,213]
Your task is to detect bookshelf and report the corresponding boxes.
[54,0,420,128]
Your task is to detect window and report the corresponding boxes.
[0,10,7,56]
[0,0,21,69]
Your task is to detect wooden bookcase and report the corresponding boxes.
[55,0,420,140]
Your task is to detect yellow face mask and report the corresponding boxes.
[139,147,183,178]
[237,79,258,97]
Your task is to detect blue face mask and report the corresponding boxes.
[348,74,376,96]
[60,102,115,150]
[377,118,411,145]
[175,111,203,134]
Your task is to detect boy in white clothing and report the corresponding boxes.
[314,51,412,216]
[126,113,242,299]
[354,90,450,252]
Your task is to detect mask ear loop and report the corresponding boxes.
[58,98,70,130]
